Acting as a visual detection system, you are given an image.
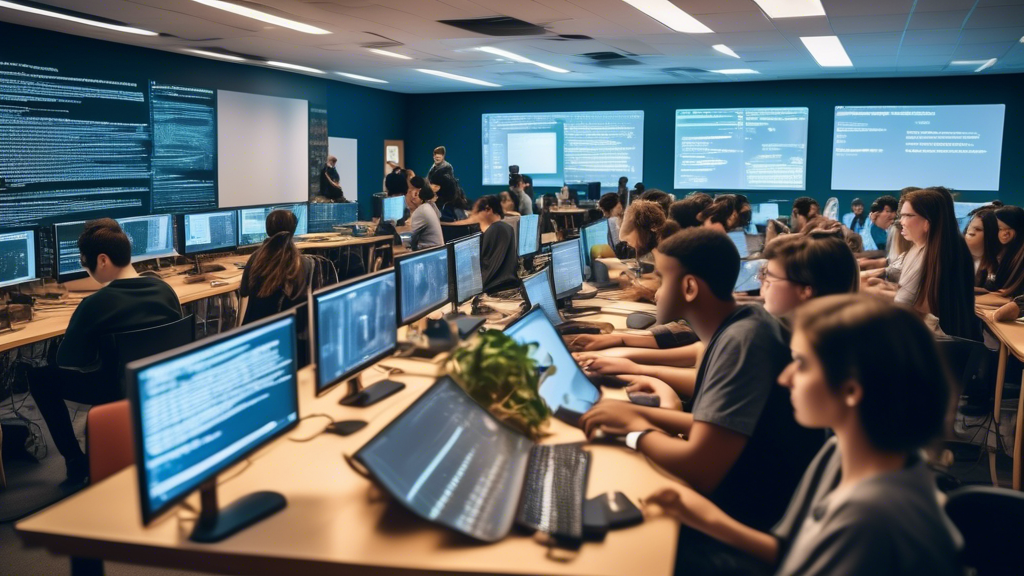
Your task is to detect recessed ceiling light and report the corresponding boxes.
[337,72,388,83]
[950,60,988,65]
[476,46,569,73]
[800,36,853,67]
[415,69,501,87]
[752,0,825,18]
[368,48,411,60]
[190,0,330,34]
[975,58,997,72]
[710,68,760,74]
[184,49,246,62]
[266,61,324,74]
[620,0,713,34]
[712,44,741,58]
[0,0,157,35]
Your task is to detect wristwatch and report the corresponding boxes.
[625,429,655,451]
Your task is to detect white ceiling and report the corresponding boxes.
[2,0,1024,92]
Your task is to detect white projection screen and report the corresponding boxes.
[217,90,308,207]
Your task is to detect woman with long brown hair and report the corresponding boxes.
[963,207,1001,287]
[987,205,1024,295]
[240,209,338,325]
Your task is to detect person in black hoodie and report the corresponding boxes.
[470,195,519,293]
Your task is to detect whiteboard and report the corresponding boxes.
[217,90,308,208]
[328,137,359,205]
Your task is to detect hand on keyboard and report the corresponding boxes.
[565,333,625,352]
[574,353,642,377]
[578,400,656,440]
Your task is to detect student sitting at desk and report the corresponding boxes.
[28,219,182,483]
[579,228,823,533]
[499,190,521,231]
[407,176,443,251]
[645,295,963,576]
[963,207,1001,287]
[470,195,520,294]
[669,193,712,230]
[240,210,337,325]
[598,192,624,248]
[980,205,1024,296]
[697,193,752,234]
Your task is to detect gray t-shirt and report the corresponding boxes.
[895,245,925,307]
[691,304,823,530]
[410,202,443,251]
[773,437,963,576]
[515,189,534,216]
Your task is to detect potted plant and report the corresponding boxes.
[446,330,553,440]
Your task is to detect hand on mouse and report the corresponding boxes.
[625,376,682,411]
[579,400,653,439]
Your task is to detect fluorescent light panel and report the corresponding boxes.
[184,49,246,61]
[620,0,713,33]
[752,0,825,18]
[266,61,324,74]
[975,58,997,72]
[712,44,740,58]
[800,35,853,67]
[190,0,330,34]
[0,0,157,35]
[475,46,569,73]
[337,72,388,83]
[415,69,500,87]
[368,48,411,60]
[711,69,759,74]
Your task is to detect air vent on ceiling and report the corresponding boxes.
[438,16,546,36]
[579,52,641,66]
[558,34,592,40]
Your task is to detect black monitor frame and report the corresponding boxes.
[395,244,451,326]
[519,266,563,326]
[550,237,584,300]
[53,219,89,283]
[517,214,540,258]
[311,268,398,397]
[0,227,40,289]
[579,218,609,268]
[448,232,483,306]
[176,210,239,256]
[235,202,309,247]
[126,309,300,528]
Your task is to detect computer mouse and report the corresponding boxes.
[627,392,661,408]
[325,420,367,436]
[626,313,657,330]
[138,270,161,278]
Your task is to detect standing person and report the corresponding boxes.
[319,155,345,202]
[618,176,629,198]
[28,219,183,483]
[470,195,520,293]
[509,173,533,216]
[646,295,963,576]
[407,176,443,251]
[426,146,454,182]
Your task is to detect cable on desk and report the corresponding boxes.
[288,413,336,443]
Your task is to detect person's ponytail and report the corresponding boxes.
[248,219,305,299]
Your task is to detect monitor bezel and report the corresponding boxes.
[307,202,359,233]
[579,218,609,268]
[126,309,300,526]
[395,244,451,326]
[0,227,40,289]
[448,232,483,306]
[235,202,309,247]
[119,214,180,264]
[519,266,563,326]
[550,237,584,300]
[517,214,540,258]
[52,219,90,283]
[381,195,406,223]
[310,268,398,397]
[176,210,239,256]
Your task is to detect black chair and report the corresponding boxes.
[945,485,1024,575]
[441,223,477,243]
[105,314,195,396]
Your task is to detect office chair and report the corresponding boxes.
[945,486,1024,575]
[441,223,478,243]
[106,314,195,396]
[86,400,132,484]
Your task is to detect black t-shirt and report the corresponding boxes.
[240,254,312,325]
[56,277,182,372]
[690,304,823,531]
[480,220,519,294]
[320,165,342,201]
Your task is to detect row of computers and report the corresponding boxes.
[124,230,606,546]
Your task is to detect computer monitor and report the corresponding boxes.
[382,195,405,223]
[127,311,299,542]
[312,269,400,403]
[450,233,483,305]
[354,376,533,542]
[118,214,178,264]
[396,245,450,325]
[551,238,584,300]
[520,268,561,326]
[504,306,601,416]
[54,220,88,282]
[749,203,780,227]
[517,214,540,257]
[727,230,749,259]
[308,202,359,233]
[734,259,765,293]
[579,219,610,269]
[0,229,37,289]
[587,181,602,201]
[179,210,238,255]
[237,203,309,246]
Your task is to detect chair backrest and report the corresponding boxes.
[945,485,1024,575]
[110,315,195,394]
[86,400,133,483]
[441,223,477,243]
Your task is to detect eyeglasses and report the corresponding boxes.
[897,212,923,221]
[757,264,792,285]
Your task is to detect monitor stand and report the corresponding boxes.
[189,480,286,543]
[188,255,227,276]
[558,296,601,316]
[339,372,405,407]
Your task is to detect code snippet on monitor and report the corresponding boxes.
[149,83,216,213]
[0,230,34,288]
[0,60,151,229]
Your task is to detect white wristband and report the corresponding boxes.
[625,430,650,451]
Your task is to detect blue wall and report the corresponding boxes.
[405,75,1024,211]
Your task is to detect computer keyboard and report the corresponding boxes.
[516,444,590,545]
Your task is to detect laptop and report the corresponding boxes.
[520,267,611,335]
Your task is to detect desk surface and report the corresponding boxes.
[295,234,391,250]
[17,307,676,576]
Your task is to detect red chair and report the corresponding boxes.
[85,400,133,484]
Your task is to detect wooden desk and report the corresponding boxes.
[17,361,678,576]
[977,308,1024,490]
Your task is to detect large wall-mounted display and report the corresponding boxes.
[831,104,1005,191]
[673,107,809,190]
[149,82,217,213]
[481,110,644,189]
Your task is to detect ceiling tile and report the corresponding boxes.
[901,28,962,44]
[685,0,764,13]
[907,10,970,29]
[821,0,915,17]
[839,32,902,53]
[899,43,956,55]
[828,14,912,34]
[952,41,1017,57]
[850,55,899,67]
[913,0,977,11]
[966,5,1024,27]
[691,11,776,33]
[959,26,1024,42]
[897,54,957,65]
